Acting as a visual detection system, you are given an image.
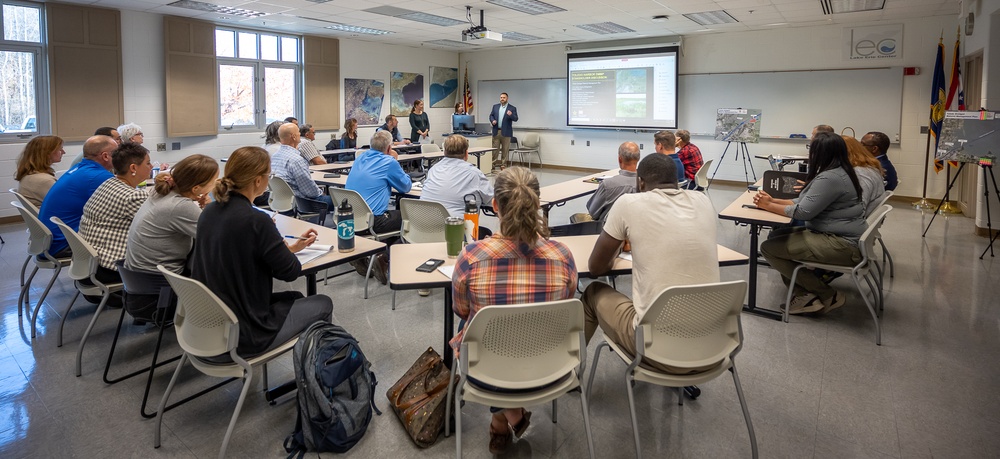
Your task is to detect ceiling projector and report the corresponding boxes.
[463,27,502,42]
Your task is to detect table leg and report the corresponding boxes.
[306,273,317,297]
[444,289,454,369]
[743,223,782,320]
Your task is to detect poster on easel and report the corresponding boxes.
[715,109,762,143]
[936,111,1000,163]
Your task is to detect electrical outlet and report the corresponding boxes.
[586,141,590,146]
[156,143,166,152]
[571,140,575,145]
[172,142,181,150]
[920,126,928,134]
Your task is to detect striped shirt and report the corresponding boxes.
[450,235,577,352]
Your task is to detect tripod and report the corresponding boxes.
[707,141,757,188]
[977,163,1000,258]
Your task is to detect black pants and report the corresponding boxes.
[372,210,402,245]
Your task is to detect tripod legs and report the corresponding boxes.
[922,163,967,237]
[979,165,1000,259]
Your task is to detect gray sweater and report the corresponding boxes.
[124,191,202,274]
[784,167,866,240]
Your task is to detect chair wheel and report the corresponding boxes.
[683,385,701,399]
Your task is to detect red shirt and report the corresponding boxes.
[677,143,704,182]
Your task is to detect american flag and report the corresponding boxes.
[463,68,474,114]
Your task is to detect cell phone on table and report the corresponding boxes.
[323,173,341,178]
[742,204,760,210]
[416,258,445,272]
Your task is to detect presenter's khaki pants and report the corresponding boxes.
[492,134,510,170]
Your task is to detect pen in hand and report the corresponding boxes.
[284,235,312,241]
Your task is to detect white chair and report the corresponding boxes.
[153,266,297,459]
[10,189,40,300]
[511,133,541,169]
[267,176,296,214]
[695,159,713,190]
[782,205,892,345]
[50,217,124,376]
[446,298,596,459]
[420,142,441,153]
[328,188,400,298]
[393,198,450,309]
[586,280,757,459]
[868,192,894,279]
[13,202,71,338]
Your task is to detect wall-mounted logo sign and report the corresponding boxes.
[844,24,903,60]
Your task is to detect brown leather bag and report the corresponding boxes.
[386,347,456,448]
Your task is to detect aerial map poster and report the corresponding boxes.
[390,72,424,117]
[344,78,385,126]
[715,108,762,143]
[429,66,458,108]
[936,111,1000,163]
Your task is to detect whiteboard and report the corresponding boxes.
[477,78,568,130]
[678,67,903,139]
[476,68,903,138]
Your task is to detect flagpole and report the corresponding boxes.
[913,124,934,209]
[938,27,964,214]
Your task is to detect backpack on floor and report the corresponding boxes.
[284,322,380,457]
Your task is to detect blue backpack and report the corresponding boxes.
[284,322,380,457]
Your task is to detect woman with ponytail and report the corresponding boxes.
[189,146,333,361]
[450,166,578,455]
[125,154,218,274]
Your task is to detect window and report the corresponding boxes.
[216,27,300,130]
[0,2,45,138]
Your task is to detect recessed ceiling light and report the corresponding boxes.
[683,10,739,26]
[820,0,886,14]
[324,23,392,35]
[167,0,266,18]
[425,39,479,47]
[651,15,669,23]
[487,0,566,15]
[364,7,465,27]
[502,31,542,41]
[575,22,636,35]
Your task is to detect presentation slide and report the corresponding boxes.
[567,46,678,129]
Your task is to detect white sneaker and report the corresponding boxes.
[787,293,822,314]
[418,289,431,297]
[821,291,846,313]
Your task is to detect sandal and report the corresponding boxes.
[511,410,532,438]
[488,424,512,455]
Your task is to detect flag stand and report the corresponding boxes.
[938,164,964,214]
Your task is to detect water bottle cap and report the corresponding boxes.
[338,198,352,212]
[464,193,478,213]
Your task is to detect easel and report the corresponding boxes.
[707,141,757,188]
[921,158,1000,259]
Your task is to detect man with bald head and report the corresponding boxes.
[38,135,118,257]
[271,122,333,210]
[571,141,641,223]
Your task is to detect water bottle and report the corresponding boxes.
[151,161,160,179]
[337,198,355,253]
[463,194,479,242]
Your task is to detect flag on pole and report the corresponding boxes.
[463,68,474,115]
[944,30,965,168]
[930,37,946,173]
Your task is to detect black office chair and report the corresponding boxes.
[294,196,330,227]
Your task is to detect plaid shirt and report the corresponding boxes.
[677,143,705,182]
[271,144,323,199]
[298,139,321,163]
[79,177,151,270]
[450,236,578,353]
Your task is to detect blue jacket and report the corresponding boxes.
[489,103,518,137]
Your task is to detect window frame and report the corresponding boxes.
[215,26,302,133]
[0,0,48,142]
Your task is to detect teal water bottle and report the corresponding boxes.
[337,198,355,253]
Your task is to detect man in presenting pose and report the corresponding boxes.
[489,92,518,174]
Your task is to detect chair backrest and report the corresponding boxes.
[461,298,584,389]
[399,198,450,243]
[268,176,296,213]
[294,196,329,226]
[9,188,40,216]
[157,265,240,358]
[329,187,374,235]
[522,133,540,149]
[548,220,604,236]
[859,205,891,262]
[117,260,170,296]
[867,191,893,223]
[49,216,100,282]
[13,201,54,258]
[639,280,747,370]
[420,143,441,153]
[695,159,713,189]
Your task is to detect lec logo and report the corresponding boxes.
[855,38,897,57]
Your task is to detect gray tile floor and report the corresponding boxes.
[1,168,998,458]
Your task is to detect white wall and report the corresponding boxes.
[0,9,458,218]
[461,14,959,200]
[964,0,1000,230]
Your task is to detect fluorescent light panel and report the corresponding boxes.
[575,22,636,34]
[324,23,392,35]
[364,7,465,27]
[683,10,739,25]
[502,31,542,41]
[166,1,266,18]
[820,0,886,14]
[425,39,479,48]
[487,0,565,15]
